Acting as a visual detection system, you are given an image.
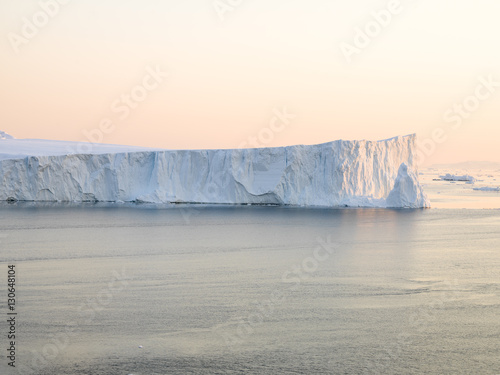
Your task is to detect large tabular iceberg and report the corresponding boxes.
[0,134,429,208]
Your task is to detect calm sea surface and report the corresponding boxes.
[0,203,499,374]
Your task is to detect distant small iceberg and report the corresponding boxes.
[472,186,500,192]
[439,173,476,183]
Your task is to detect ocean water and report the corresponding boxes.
[0,202,499,375]
[421,167,500,209]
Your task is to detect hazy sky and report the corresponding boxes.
[1,0,500,165]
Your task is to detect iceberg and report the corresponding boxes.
[386,163,428,208]
[0,131,14,140]
[0,134,430,208]
[439,173,476,183]
[472,186,500,192]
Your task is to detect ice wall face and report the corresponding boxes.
[0,134,430,208]
[386,163,429,208]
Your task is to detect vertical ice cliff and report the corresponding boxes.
[0,134,429,207]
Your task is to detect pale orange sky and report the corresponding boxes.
[1,0,500,166]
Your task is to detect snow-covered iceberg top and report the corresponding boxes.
[0,134,430,208]
[0,135,162,161]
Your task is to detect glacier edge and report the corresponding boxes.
[0,134,430,208]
